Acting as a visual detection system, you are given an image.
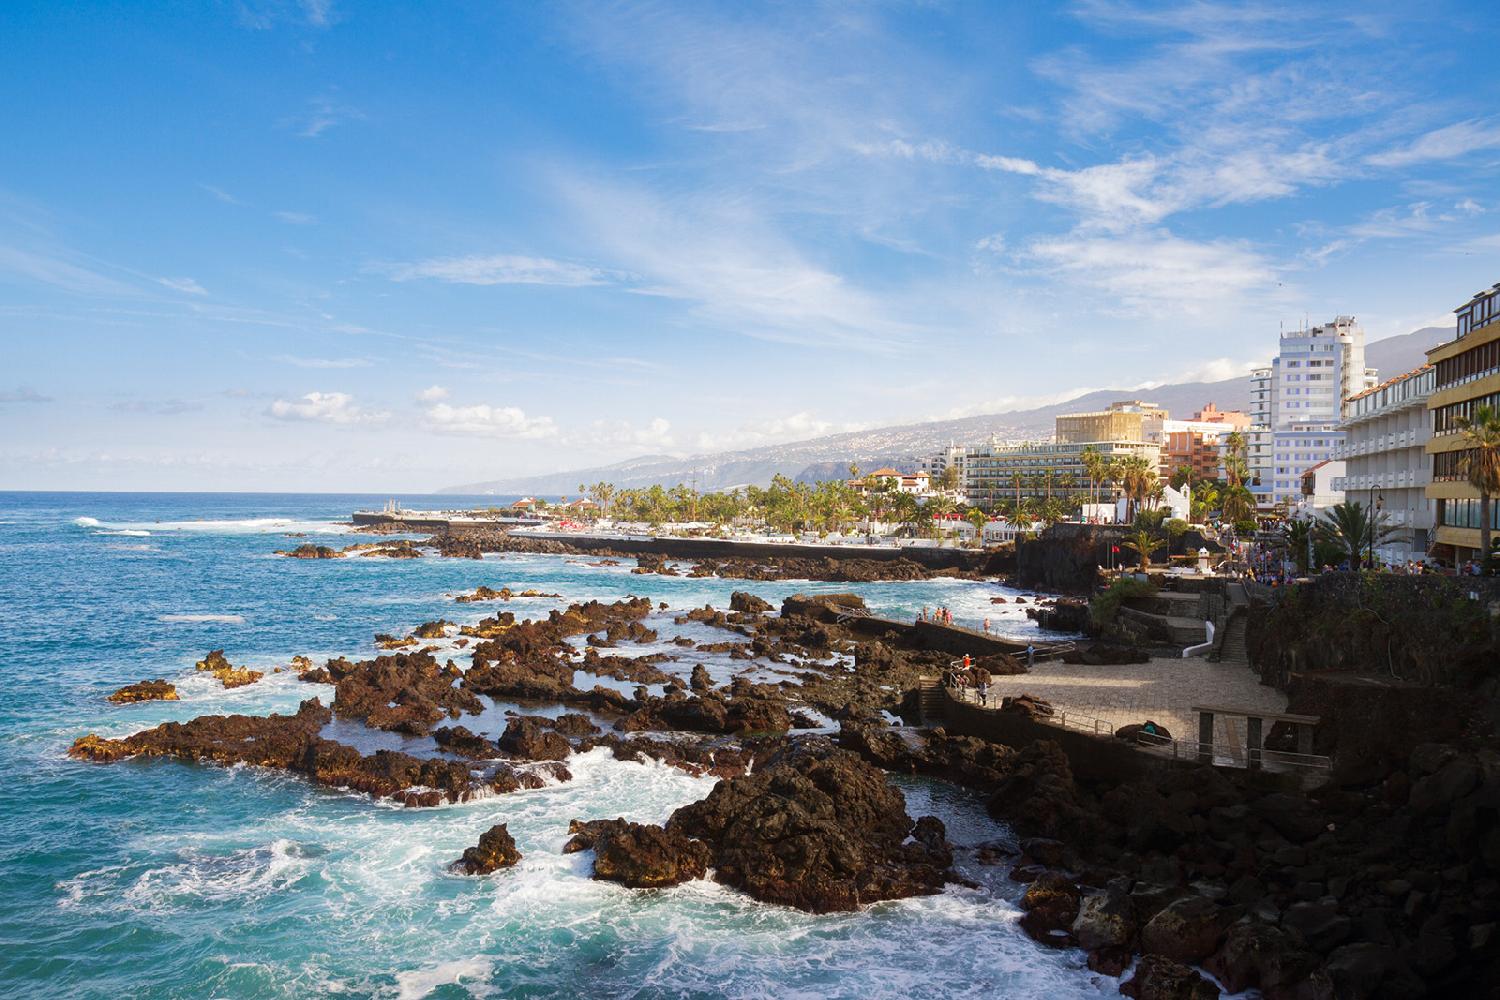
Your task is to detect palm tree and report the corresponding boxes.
[1455,404,1500,571]
[1221,484,1255,525]
[1316,500,1401,570]
[1080,445,1104,506]
[1122,527,1166,569]
[1283,518,1313,576]
[966,507,988,545]
[1223,431,1247,488]
[1119,455,1155,521]
[1170,464,1196,491]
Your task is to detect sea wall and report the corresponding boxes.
[940,690,1158,783]
[472,530,1013,574]
[1014,524,1119,593]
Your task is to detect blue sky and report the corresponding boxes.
[3,0,1500,491]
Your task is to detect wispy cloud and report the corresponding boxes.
[694,412,865,452]
[272,354,374,369]
[110,398,204,415]
[0,386,52,404]
[267,391,388,425]
[415,385,449,402]
[158,276,208,296]
[1367,119,1500,168]
[199,183,242,205]
[387,254,614,287]
[273,210,317,225]
[290,94,363,139]
[0,245,138,296]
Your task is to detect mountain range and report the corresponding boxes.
[439,326,1451,495]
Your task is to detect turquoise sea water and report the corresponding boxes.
[0,492,1118,999]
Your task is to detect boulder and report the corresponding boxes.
[564,818,709,888]
[1141,895,1226,965]
[666,741,950,912]
[498,717,571,761]
[1019,872,1081,947]
[1119,954,1220,1000]
[451,823,522,874]
[1072,890,1137,951]
[729,591,773,614]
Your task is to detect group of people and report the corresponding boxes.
[944,654,993,706]
[918,606,954,625]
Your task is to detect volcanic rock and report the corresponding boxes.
[107,680,179,704]
[451,823,522,874]
[666,741,952,912]
[194,649,263,689]
[564,818,709,888]
[729,591,773,614]
[1119,954,1220,1000]
[497,716,571,761]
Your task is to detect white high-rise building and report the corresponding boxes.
[1250,317,1378,508]
[1248,367,1273,504]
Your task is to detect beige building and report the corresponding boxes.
[1426,282,1500,562]
[1054,401,1167,446]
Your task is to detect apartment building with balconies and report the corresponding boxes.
[1426,282,1500,562]
[1334,365,1434,560]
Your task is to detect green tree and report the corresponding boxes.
[1283,518,1312,576]
[1316,500,1401,570]
[1456,403,1500,572]
[1122,527,1166,569]
[966,507,988,544]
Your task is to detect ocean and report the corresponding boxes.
[0,492,1117,999]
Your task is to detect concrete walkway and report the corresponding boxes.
[978,654,1287,744]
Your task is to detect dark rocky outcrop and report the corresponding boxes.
[67,699,514,806]
[194,649,263,689]
[665,741,953,912]
[451,823,522,874]
[279,544,342,559]
[563,818,709,888]
[332,651,482,736]
[107,679,179,704]
[729,591,773,614]
[1119,954,1220,1000]
[497,716,571,761]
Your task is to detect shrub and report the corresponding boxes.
[1090,576,1158,628]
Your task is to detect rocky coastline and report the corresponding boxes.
[67,537,1500,997]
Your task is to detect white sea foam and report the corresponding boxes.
[394,957,495,1000]
[159,613,247,623]
[95,528,151,537]
[80,516,351,535]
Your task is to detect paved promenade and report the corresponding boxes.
[975,654,1288,744]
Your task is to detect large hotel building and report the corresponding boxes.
[1426,282,1500,562]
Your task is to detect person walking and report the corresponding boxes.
[1026,643,1035,668]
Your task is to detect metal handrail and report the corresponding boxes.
[943,684,1333,773]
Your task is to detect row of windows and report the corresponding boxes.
[1456,290,1499,338]
[1432,389,1500,436]
[1434,335,1500,391]
[1437,498,1500,531]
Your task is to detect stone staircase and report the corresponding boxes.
[916,676,946,725]
[1213,611,1249,665]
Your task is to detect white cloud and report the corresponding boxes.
[389,254,612,287]
[267,391,388,425]
[570,417,676,452]
[158,276,208,296]
[421,402,556,439]
[274,210,317,225]
[1022,230,1276,314]
[1366,119,1500,168]
[272,355,373,369]
[416,385,449,402]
